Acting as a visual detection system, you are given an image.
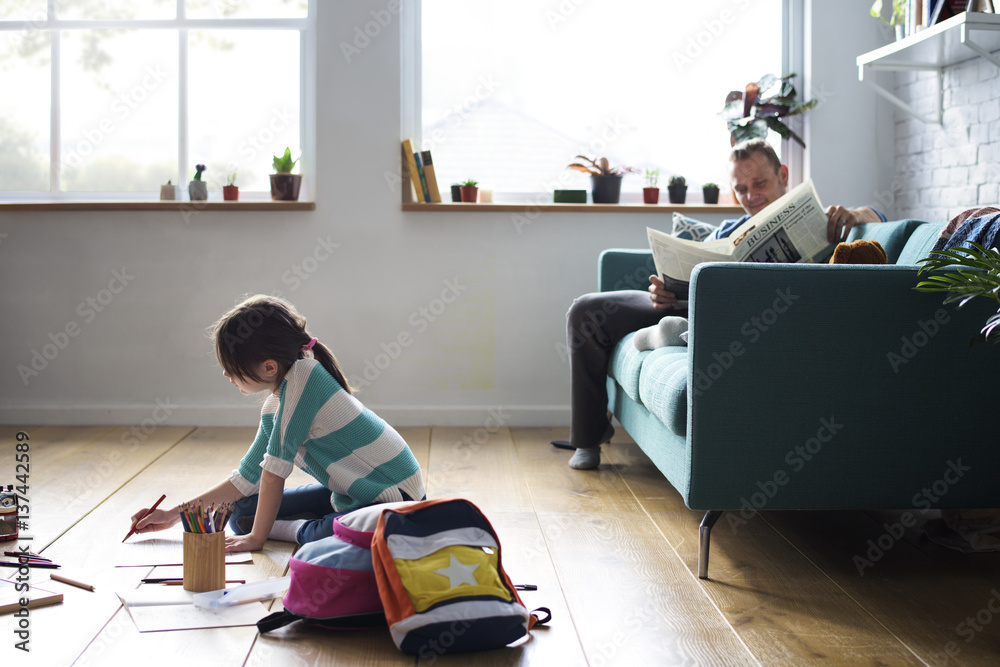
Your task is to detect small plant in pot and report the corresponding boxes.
[270,147,302,201]
[667,175,687,204]
[188,164,207,201]
[459,178,479,203]
[643,169,660,204]
[702,181,720,204]
[160,179,177,201]
[223,172,239,201]
[566,155,638,204]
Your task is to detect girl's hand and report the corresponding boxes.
[226,533,265,553]
[130,508,179,534]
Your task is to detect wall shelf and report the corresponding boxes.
[857,11,1000,123]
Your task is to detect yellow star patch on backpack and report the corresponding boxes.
[371,498,550,657]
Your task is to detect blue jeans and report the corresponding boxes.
[228,483,420,544]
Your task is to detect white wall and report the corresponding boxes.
[0,3,889,428]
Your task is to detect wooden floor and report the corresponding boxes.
[2,425,999,666]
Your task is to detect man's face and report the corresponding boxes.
[729,152,789,216]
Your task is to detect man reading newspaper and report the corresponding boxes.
[559,138,885,470]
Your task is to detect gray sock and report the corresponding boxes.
[268,519,306,544]
[569,446,601,470]
[633,316,689,351]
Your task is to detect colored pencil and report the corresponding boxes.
[0,560,60,569]
[50,573,95,591]
[123,494,167,543]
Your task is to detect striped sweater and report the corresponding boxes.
[229,358,425,512]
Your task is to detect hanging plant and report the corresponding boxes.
[720,73,818,148]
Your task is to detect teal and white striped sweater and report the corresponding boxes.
[228,358,425,512]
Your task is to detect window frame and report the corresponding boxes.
[402,0,805,205]
[0,0,317,202]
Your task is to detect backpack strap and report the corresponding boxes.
[257,610,303,634]
[529,607,552,628]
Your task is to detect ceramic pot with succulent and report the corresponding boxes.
[667,175,687,204]
[702,181,720,204]
[459,178,479,203]
[160,179,177,201]
[567,155,638,204]
[721,73,817,148]
[643,169,660,204]
[188,164,208,201]
[223,172,239,201]
[270,147,302,201]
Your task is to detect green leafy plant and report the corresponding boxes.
[870,0,907,26]
[915,242,1000,346]
[272,147,299,174]
[192,164,206,181]
[461,178,478,187]
[566,156,638,177]
[226,172,238,186]
[703,181,719,189]
[644,168,660,188]
[668,175,686,187]
[720,73,818,148]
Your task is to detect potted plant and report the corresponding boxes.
[160,179,177,201]
[915,242,1000,346]
[188,164,207,201]
[459,178,479,203]
[643,169,660,204]
[703,182,720,205]
[720,73,818,147]
[223,172,239,201]
[667,175,687,204]
[566,155,638,204]
[270,147,302,201]
[870,0,908,40]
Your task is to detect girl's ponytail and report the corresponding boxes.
[304,339,354,395]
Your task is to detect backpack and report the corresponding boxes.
[257,501,412,633]
[371,498,550,656]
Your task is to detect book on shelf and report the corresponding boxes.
[401,139,424,202]
[419,150,443,202]
[413,151,432,203]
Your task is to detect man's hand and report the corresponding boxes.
[648,275,678,310]
[225,533,266,553]
[825,205,882,244]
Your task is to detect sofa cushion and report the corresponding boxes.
[636,347,689,437]
[609,333,646,402]
[896,221,946,265]
[671,213,716,241]
[846,219,928,264]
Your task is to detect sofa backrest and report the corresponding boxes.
[845,219,939,264]
[894,221,946,265]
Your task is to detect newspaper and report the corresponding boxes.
[646,179,833,300]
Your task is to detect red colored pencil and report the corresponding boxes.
[122,494,167,543]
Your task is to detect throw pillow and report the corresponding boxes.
[671,213,716,241]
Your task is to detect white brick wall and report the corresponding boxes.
[889,57,1000,222]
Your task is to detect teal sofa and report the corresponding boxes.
[600,220,1000,578]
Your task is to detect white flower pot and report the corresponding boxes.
[160,184,177,200]
[189,180,208,201]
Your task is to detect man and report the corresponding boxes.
[561,138,885,470]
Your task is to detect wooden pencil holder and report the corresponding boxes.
[182,532,225,592]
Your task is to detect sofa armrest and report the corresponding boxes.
[598,249,656,293]
[684,262,1000,510]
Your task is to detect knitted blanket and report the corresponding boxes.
[932,206,1000,253]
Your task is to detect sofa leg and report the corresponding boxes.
[698,510,724,580]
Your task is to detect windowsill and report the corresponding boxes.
[0,200,316,212]
[402,202,744,214]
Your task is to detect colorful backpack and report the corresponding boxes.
[371,498,550,656]
[257,501,412,633]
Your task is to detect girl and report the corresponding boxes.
[129,294,426,551]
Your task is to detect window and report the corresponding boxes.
[415,1,789,203]
[0,0,313,199]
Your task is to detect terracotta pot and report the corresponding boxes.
[270,173,302,201]
[222,185,239,201]
[459,185,478,203]
[643,187,660,204]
